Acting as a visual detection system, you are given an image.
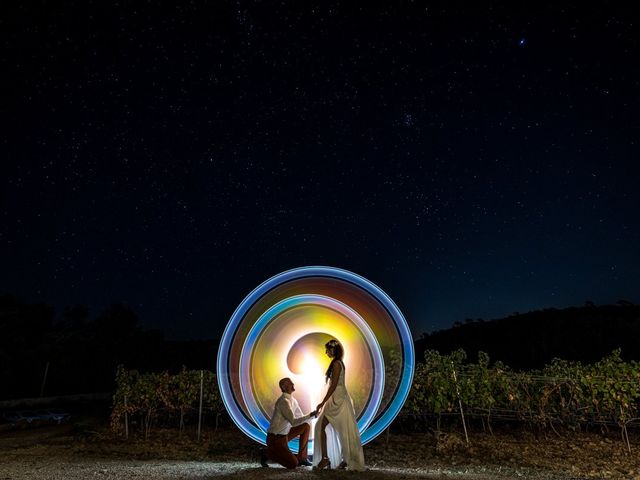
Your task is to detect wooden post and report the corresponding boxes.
[40,361,50,397]
[451,361,469,446]
[197,370,204,442]
[623,424,631,453]
[124,395,129,439]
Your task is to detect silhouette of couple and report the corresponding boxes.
[260,339,365,471]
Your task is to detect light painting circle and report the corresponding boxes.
[217,266,414,453]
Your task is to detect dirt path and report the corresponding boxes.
[1,425,639,479]
[0,449,547,480]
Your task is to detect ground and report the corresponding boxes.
[0,420,639,479]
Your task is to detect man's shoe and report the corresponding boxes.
[298,459,313,467]
[259,448,270,468]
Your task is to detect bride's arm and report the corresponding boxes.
[317,361,341,410]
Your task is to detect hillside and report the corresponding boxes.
[414,304,640,369]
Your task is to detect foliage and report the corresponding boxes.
[405,349,640,433]
[112,349,640,440]
[111,366,223,437]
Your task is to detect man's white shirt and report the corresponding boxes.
[267,392,312,435]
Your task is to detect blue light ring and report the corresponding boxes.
[217,266,414,447]
[238,294,385,441]
[239,295,385,432]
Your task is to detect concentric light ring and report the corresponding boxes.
[217,266,414,451]
[239,294,385,433]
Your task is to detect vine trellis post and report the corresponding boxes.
[451,361,469,446]
[197,370,204,442]
[124,395,129,439]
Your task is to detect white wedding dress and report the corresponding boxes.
[312,361,365,470]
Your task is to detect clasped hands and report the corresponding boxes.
[309,401,326,418]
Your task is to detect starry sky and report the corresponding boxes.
[2,2,639,340]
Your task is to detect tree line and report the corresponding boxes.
[415,303,640,370]
[0,294,218,399]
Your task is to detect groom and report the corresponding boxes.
[261,377,317,469]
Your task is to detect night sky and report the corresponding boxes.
[3,3,639,340]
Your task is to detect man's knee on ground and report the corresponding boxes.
[285,458,299,469]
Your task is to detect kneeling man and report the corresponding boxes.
[262,377,317,469]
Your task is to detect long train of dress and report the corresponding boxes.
[312,361,365,470]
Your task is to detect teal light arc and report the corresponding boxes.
[216,266,414,453]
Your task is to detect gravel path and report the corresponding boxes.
[0,454,543,480]
[0,441,573,480]
[2,424,636,479]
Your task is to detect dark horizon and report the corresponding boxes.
[3,3,639,341]
[2,290,638,343]
[3,292,639,402]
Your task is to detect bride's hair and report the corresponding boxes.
[324,339,344,382]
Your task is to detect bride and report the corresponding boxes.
[313,339,365,471]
